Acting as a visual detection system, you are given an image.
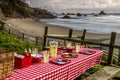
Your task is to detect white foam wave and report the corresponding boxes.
[40,15,120,34]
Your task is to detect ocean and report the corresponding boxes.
[40,15,120,34]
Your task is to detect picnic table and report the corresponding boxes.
[5,48,103,80]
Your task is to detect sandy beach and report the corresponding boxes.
[4,18,120,45]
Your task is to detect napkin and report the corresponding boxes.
[15,54,25,59]
[31,54,43,58]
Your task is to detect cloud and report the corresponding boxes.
[26,0,120,13]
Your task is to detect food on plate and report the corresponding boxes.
[62,53,70,58]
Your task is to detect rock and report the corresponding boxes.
[77,13,82,16]
[93,14,99,16]
[99,11,106,15]
[0,0,56,19]
[61,15,71,19]
[84,14,87,17]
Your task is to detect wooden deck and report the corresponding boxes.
[83,66,120,80]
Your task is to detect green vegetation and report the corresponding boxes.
[115,72,120,78]
[0,31,42,53]
[87,65,104,74]
[102,53,119,65]
[113,71,120,80]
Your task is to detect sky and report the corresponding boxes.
[26,0,120,13]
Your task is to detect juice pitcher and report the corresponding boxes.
[49,40,58,58]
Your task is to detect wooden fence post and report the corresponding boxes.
[107,32,116,65]
[9,28,10,35]
[68,29,73,39]
[22,33,24,41]
[64,29,73,46]
[118,49,120,65]
[81,29,86,41]
[43,26,48,50]
[81,29,87,47]
[36,36,38,46]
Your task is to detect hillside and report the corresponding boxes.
[0,30,42,53]
[0,0,56,19]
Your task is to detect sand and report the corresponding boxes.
[4,18,120,45]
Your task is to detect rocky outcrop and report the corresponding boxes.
[77,13,82,16]
[0,0,56,19]
[61,15,71,19]
[99,11,106,15]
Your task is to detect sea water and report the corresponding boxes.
[40,15,120,34]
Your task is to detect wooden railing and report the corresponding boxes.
[43,26,87,49]
[4,24,43,46]
[43,26,120,65]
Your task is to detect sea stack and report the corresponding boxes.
[99,11,106,15]
[77,13,82,16]
[61,15,71,19]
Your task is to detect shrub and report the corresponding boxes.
[0,31,42,53]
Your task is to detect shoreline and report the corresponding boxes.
[4,18,119,45]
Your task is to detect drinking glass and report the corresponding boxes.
[29,48,32,53]
[43,51,49,63]
[75,43,81,52]
[66,41,72,49]
[32,48,38,54]
[49,41,58,58]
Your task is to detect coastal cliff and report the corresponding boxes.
[0,0,56,19]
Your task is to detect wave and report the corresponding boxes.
[40,15,120,34]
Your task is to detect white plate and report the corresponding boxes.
[54,59,71,65]
[62,52,69,55]
[55,61,66,64]
[82,50,94,54]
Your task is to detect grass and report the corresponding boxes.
[115,72,120,77]
[87,65,104,74]
[0,31,42,53]
[113,71,120,80]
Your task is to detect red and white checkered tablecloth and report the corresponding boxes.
[5,48,103,80]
